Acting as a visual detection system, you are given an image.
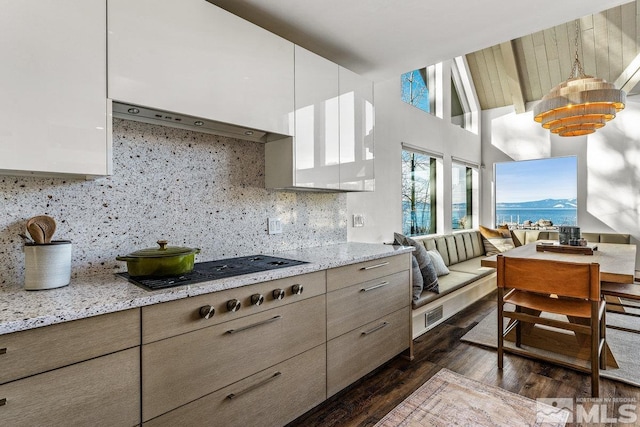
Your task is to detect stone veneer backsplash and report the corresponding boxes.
[0,119,347,286]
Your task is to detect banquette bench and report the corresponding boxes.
[407,229,631,339]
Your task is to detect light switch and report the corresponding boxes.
[353,214,365,227]
[268,218,283,234]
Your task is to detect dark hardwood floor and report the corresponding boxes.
[287,292,640,427]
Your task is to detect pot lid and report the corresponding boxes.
[126,240,199,258]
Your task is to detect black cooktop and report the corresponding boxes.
[118,255,308,291]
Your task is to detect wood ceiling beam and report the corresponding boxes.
[614,52,640,94]
[500,40,526,113]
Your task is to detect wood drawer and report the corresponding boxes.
[327,306,411,397]
[142,295,326,421]
[0,308,140,384]
[142,271,325,343]
[0,347,140,427]
[327,270,410,340]
[144,344,326,427]
[326,253,410,292]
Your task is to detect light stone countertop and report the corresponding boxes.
[0,242,413,335]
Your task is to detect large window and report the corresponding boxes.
[452,162,478,230]
[495,157,577,228]
[401,65,436,115]
[402,149,437,236]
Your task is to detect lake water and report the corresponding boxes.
[495,208,577,226]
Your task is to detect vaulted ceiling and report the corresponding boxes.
[208,0,629,84]
[466,0,640,111]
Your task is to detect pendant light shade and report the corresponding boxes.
[533,21,625,137]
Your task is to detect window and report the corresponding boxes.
[452,162,478,230]
[402,149,437,236]
[495,157,577,228]
[401,65,436,115]
[450,57,478,133]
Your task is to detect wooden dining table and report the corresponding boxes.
[481,241,636,284]
[482,240,637,369]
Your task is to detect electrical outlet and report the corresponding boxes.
[353,214,365,227]
[268,218,283,235]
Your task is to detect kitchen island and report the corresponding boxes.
[1,242,413,427]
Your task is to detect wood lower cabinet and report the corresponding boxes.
[142,295,326,421]
[141,270,328,424]
[0,348,139,427]
[144,344,326,427]
[327,270,410,340]
[327,307,411,396]
[0,309,141,426]
[0,308,140,384]
[326,253,412,397]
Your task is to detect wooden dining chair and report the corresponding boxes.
[496,255,606,397]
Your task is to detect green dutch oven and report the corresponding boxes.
[116,240,200,277]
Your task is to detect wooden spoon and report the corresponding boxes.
[26,215,57,244]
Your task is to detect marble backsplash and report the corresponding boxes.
[0,119,347,286]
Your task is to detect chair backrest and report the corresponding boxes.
[497,255,600,301]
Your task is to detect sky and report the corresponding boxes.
[495,156,577,203]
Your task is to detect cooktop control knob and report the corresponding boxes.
[291,284,304,295]
[199,305,215,319]
[250,293,265,306]
[226,299,242,312]
[272,289,285,300]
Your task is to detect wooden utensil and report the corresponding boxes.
[26,215,57,244]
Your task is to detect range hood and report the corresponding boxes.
[112,102,287,143]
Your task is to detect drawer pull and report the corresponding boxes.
[226,315,282,334]
[360,281,390,292]
[226,372,282,400]
[360,261,390,271]
[361,322,389,336]
[0,398,5,406]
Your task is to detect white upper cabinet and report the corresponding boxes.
[107,0,294,138]
[0,0,111,177]
[265,47,374,192]
[292,46,341,190]
[339,67,375,191]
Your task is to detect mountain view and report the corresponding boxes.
[496,198,577,209]
[494,198,578,227]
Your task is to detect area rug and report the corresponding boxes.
[461,309,640,387]
[374,368,568,426]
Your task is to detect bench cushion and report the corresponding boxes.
[448,258,495,277]
[412,271,480,309]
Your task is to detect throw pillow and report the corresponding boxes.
[393,232,406,246]
[400,235,439,294]
[410,255,424,301]
[479,225,515,256]
[427,250,450,276]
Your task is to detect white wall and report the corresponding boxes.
[480,97,640,266]
[347,60,482,243]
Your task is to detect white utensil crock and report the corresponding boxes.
[24,241,72,290]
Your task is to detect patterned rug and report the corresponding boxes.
[374,368,567,427]
[461,309,640,387]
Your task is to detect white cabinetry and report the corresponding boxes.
[265,46,375,191]
[0,0,111,177]
[339,67,375,191]
[107,0,294,138]
[291,45,340,190]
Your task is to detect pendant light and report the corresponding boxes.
[533,20,625,137]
